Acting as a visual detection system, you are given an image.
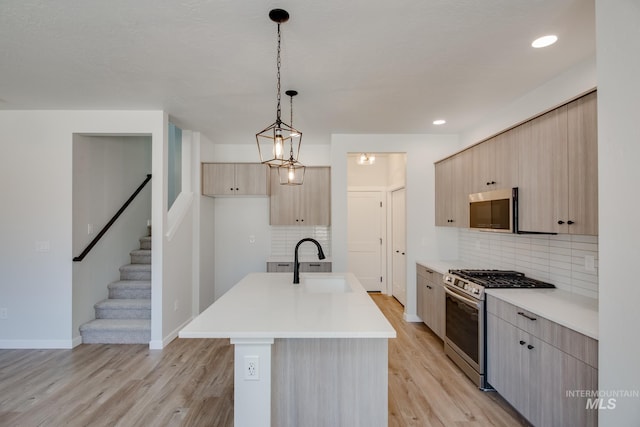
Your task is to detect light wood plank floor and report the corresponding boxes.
[0,295,529,426]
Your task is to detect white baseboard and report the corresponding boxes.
[149,317,194,350]
[404,313,423,323]
[72,335,83,348]
[0,339,74,349]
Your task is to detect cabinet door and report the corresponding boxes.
[235,163,269,196]
[416,272,426,322]
[270,167,331,225]
[270,168,300,225]
[434,159,453,226]
[202,163,236,196]
[487,313,525,410]
[567,91,598,235]
[493,130,519,190]
[432,278,445,339]
[470,141,496,193]
[517,106,569,233]
[299,167,331,225]
[452,150,472,228]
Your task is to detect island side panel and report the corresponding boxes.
[272,337,388,427]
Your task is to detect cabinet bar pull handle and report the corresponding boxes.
[426,285,432,289]
[527,344,535,350]
[309,263,321,267]
[557,220,565,225]
[277,263,290,267]
[519,340,526,345]
[517,311,537,321]
[567,220,575,225]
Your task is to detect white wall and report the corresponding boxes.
[0,111,164,348]
[331,134,461,319]
[597,1,640,425]
[72,134,151,343]
[460,57,597,147]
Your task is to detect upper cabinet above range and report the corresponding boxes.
[434,90,598,235]
[469,129,519,194]
[202,163,270,197]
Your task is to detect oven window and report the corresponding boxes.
[491,198,510,230]
[445,293,479,364]
[470,200,492,228]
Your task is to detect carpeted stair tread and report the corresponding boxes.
[108,280,151,299]
[95,298,151,319]
[139,236,151,250]
[79,319,150,344]
[80,318,150,331]
[130,249,151,264]
[120,264,151,280]
[95,299,151,309]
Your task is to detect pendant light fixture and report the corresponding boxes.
[277,90,305,185]
[256,9,303,168]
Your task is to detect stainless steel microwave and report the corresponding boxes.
[469,188,514,233]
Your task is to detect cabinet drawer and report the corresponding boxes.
[416,264,438,280]
[266,262,332,273]
[486,295,598,368]
[267,262,294,272]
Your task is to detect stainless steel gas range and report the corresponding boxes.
[442,269,555,389]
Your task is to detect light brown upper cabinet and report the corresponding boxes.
[470,130,519,193]
[435,150,472,227]
[269,166,331,226]
[566,91,598,235]
[202,163,270,196]
[518,91,598,235]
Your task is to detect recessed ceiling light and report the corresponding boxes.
[433,119,446,125]
[532,35,558,48]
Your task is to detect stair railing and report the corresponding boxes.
[73,174,152,262]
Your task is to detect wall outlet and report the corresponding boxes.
[244,355,259,380]
[0,308,7,319]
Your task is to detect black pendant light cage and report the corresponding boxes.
[256,9,303,170]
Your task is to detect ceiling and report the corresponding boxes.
[0,0,595,145]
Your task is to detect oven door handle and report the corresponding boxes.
[444,286,482,309]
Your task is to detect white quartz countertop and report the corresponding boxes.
[416,259,478,275]
[485,288,599,340]
[179,272,396,339]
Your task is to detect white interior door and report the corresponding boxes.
[348,191,384,292]
[391,188,406,305]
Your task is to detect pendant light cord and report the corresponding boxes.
[276,23,282,124]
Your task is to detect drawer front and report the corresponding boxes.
[267,262,294,272]
[299,262,332,273]
[416,264,437,281]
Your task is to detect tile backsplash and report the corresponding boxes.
[459,229,598,299]
[271,226,332,258]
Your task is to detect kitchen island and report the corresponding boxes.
[179,272,396,427]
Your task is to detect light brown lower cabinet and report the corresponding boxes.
[486,296,598,427]
[416,264,444,339]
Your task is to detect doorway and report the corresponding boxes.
[346,153,406,297]
[391,188,406,305]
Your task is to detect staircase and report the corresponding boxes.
[79,236,151,344]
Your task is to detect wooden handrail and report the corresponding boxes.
[73,174,152,262]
